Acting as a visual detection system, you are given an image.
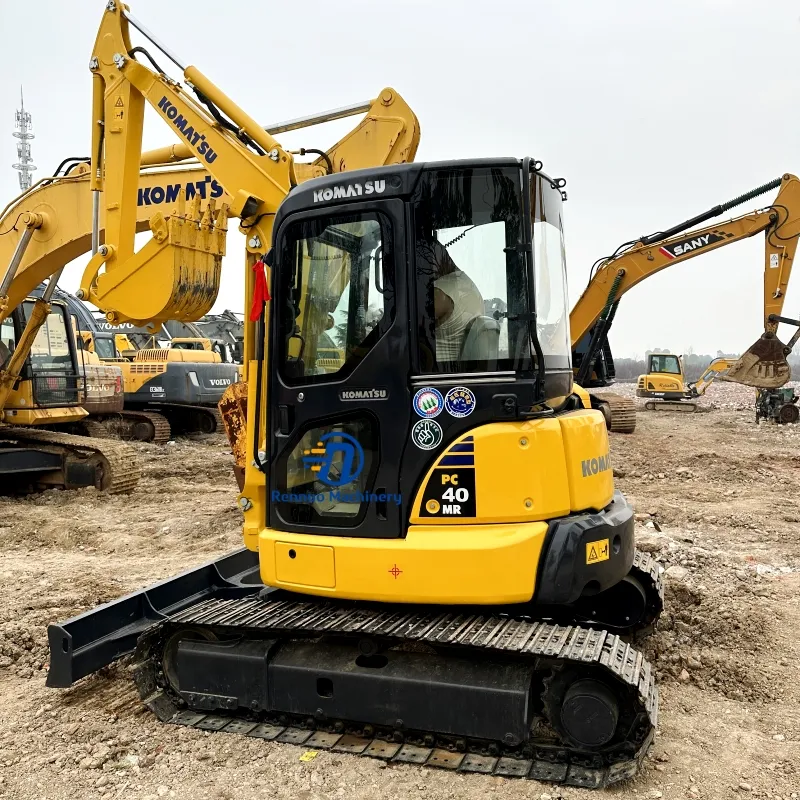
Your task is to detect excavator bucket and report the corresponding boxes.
[82,197,229,327]
[726,333,791,388]
[218,380,248,489]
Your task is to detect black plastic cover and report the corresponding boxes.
[534,490,634,605]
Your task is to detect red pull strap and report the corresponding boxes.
[249,258,271,321]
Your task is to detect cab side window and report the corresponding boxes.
[277,212,393,385]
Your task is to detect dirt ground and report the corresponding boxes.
[0,390,799,800]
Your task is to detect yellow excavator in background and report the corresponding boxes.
[0,84,419,446]
[45,4,663,789]
[635,354,738,412]
[570,174,800,432]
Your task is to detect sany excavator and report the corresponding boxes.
[44,4,662,789]
[570,175,800,431]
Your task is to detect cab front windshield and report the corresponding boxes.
[413,164,571,375]
[94,336,117,360]
[22,302,74,373]
[413,165,531,373]
[650,354,681,375]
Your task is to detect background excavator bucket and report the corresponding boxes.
[726,333,791,388]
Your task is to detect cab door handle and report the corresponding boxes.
[278,404,294,435]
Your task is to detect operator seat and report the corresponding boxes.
[459,315,500,364]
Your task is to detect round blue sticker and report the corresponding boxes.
[444,386,476,418]
[413,387,444,418]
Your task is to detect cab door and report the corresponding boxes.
[267,199,411,539]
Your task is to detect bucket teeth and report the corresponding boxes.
[727,333,791,388]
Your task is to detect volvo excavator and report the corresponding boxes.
[571,175,800,432]
[44,4,662,789]
[51,284,238,442]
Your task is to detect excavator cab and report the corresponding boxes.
[636,352,687,401]
[261,159,578,555]
[1,300,85,420]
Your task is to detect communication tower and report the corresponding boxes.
[12,87,36,191]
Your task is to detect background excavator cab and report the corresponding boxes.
[636,352,687,400]
[1,300,84,415]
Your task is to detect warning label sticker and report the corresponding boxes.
[586,538,610,565]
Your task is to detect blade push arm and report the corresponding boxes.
[570,174,800,346]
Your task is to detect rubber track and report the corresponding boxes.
[3,427,140,493]
[629,549,664,637]
[591,392,637,433]
[122,410,172,444]
[134,600,658,789]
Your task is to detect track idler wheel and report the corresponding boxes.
[561,680,619,748]
[543,670,622,750]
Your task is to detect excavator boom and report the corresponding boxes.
[571,174,800,410]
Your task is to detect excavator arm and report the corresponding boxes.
[571,174,800,389]
[686,357,738,397]
[78,2,418,340]
[0,86,417,422]
[0,77,418,325]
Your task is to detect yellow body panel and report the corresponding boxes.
[559,410,615,512]
[410,411,612,525]
[260,523,549,604]
[639,374,684,393]
[274,542,335,589]
[254,410,612,604]
[1,399,86,425]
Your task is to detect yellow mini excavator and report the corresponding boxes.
[635,355,738,412]
[46,4,662,790]
[571,175,800,432]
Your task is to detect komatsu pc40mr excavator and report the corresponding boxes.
[570,175,800,431]
[0,64,420,479]
[44,4,664,789]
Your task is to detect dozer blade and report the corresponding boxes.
[45,548,260,688]
[726,333,791,388]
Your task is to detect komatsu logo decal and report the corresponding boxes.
[581,453,610,477]
[313,180,385,203]
[138,177,224,207]
[157,96,218,164]
[339,388,388,401]
[659,231,726,259]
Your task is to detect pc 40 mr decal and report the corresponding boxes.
[419,437,476,517]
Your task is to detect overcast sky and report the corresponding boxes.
[2,0,798,358]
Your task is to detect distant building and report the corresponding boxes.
[12,87,36,191]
